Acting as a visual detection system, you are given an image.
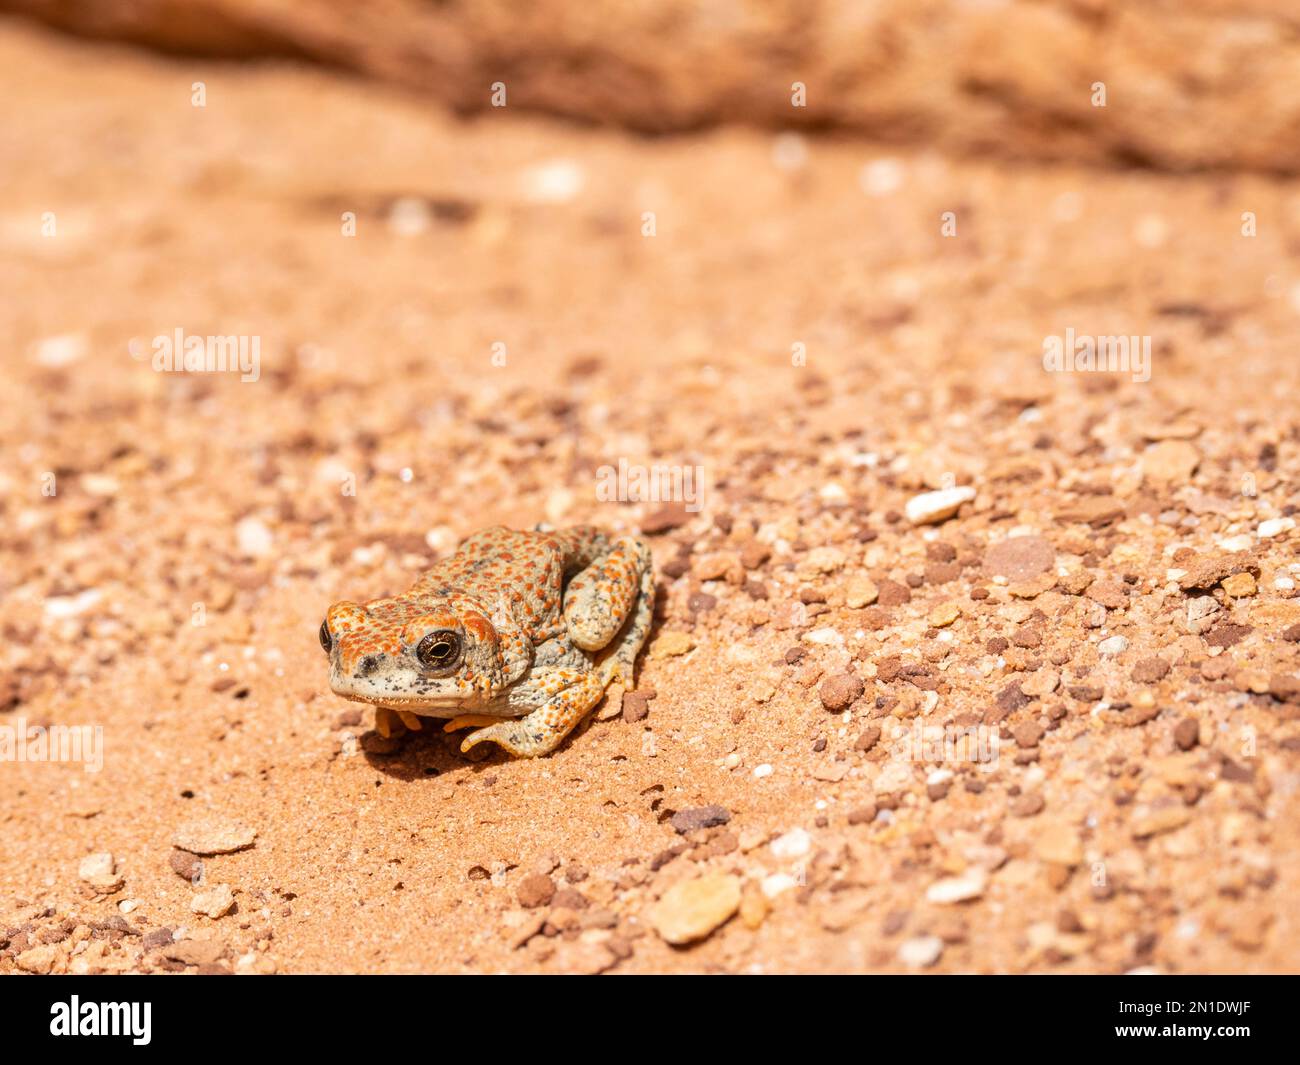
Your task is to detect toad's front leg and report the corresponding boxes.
[455,669,606,758]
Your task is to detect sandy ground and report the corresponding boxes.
[2,21,1299,974]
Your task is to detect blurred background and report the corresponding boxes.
[7,0,1300,170]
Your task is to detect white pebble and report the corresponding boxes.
[761,873,798,899]
[770,828,812,860]
[78,853,115,882]
[235,516,274,558]
[859,158,905,197]
[1098,635,1129,656]
[898,935,944,969]
[45,589,102,618]
[33,333,87,368]
[926,870,987,904]
[1258,517,1295,539]
[905,486,976,526]
[386,197,431,236]
[752,763,773,779]
[521,159,585,204]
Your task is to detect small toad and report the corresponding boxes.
[321,526,654,757]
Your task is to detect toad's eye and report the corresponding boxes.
[319,620,332,655]
[416,630,462,670]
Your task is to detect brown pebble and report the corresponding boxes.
[517,874,556,909]
[876,580,911,607]
[551,887,589,910]
[1011,792,1046,817]
[854,725,881,752]
[622,689,655,722]
[819,672,865,711]
[982,535,1055,582]
[168,850,203,883]
[1131,656,1171,683]
[926,542,957,563]
[670,804,731,835]
[640,504,691,534]
[847,804,877,825]
[1173,718,1199,750]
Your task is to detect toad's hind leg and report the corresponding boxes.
[562,536,653,652]
[460,670,606,758]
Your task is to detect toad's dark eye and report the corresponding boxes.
[416,630,462,670]
[319,620,332,655]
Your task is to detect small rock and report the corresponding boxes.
[549,940,618,975]
[140,928,175,951]
[1098,636,1129,656]
[1132,807,1191,838]
[1178,555,1260,592]
[16,943,59,974]
[172,818,257,856]
[1011,792,1045,817]
[810,760,848,782]
[898,935,944,969]
[1258,517,1295,539]
[190,883,235,919]
[1034,821,1083,865]
[770,827,812,859]
[1021,669,1060,697]
[877,579,911,606]
[651,632,694,659]
[905,486,976,526]
[78,852,123,893]
[926,870,986,904]
[845,577,879,608]
[621,689,655,722]
[982,536,1055,582]
[1269,673,1300,704]
[819,672,864,711]
[1173,718,1200,751]
[1221,572,1257,599]
[928,602,961,628]
[1055,497,1125,526]
[1140,440,1200,484]
[854,726,881,753]
[1131,657,1170,683]
[640,504,690,534]
[650,873,742,945]
[517,874,556,909]
[234,516,274,559]
[169,850,204,883]
[670,805,731,835]
[165,938,226,966]
[738,881,770,930]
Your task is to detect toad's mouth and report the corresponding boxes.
[334,690,466,710]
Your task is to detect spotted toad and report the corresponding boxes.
[321,526,654,757]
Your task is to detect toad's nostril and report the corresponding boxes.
[355,654,383,678]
